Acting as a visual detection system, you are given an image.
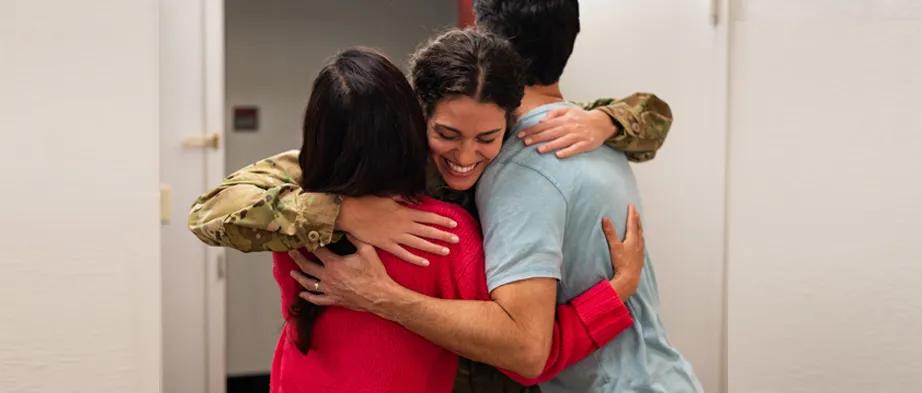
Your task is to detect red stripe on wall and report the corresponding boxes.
[458,0,474,27]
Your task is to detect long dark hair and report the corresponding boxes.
[409,28,526,137]
[290,48,428,354]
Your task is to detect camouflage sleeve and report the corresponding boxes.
[187,150,343,253]
[581,93,674,163]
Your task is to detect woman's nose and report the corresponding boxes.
[457,142,479,165]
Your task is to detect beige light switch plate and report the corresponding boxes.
[160,184,172,225]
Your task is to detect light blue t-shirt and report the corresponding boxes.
[475,102,703,393]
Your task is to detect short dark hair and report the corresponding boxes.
[409,28,526,127]
[292,47,428,354]
[474,0,580,85]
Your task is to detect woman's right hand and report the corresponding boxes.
[335,195,460,266]
[601,204,645,300]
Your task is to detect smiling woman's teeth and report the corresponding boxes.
[446,159,476,174]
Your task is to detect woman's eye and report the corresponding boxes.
[438,132,458,141]
[477,138,496,144]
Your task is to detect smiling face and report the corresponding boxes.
[427,95,507,191]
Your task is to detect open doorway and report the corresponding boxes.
[222,1,457,391]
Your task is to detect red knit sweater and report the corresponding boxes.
[269,196,633,393]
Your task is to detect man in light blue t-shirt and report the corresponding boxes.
[477,101,701,392]
[474,0,702,391]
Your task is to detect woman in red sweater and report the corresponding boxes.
[270,40,644,392]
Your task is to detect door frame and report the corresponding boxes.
[203,0,226,392]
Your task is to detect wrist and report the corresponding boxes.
[609,274,638,301]
[590,109,619,139]
[367,279,418,323]
[334,196,354,231]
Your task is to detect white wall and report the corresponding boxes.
[0,1,161,392]
[159,0,226,392]
[224,0,457,375]
[726,2,922,392]
[562,2,729,392]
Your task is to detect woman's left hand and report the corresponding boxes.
[287,235,398,313]
[518,107,618,159]
[602,204,645,300]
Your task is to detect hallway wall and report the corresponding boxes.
[224,0,457,375]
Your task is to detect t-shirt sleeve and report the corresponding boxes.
[475,163,567,293]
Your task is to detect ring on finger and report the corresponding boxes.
[313,281,321,292]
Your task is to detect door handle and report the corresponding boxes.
[710,0,719,26]
[183,132,221,150]
[216,253,226,280]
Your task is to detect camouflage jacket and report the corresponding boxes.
[188,93,673,253]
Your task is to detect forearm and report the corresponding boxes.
[188,150,346,253]
[584,94,674,162]
[371,283,548,377]
[500,280,634,385]
[190,186,341,252]
[371,279,633,381]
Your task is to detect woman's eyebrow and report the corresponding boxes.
[434,123,462,134]
[477,129,502,137]
[435,123,502,137]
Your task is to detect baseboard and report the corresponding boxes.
[227,373,270,393]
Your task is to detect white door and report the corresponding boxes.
[159,0,226,392]
[726,1,922,392]
[0,1,161,392]
[561,1,730,392]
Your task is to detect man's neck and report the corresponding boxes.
[515,83,565,118]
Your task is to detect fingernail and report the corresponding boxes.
[450,235,459,243]
[440,247,450,255]
[449,220,458,228]
[420,259,430,266]
[289,270,299,278]
[517,132,525,138]
[524,138,532,145]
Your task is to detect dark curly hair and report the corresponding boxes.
[409,28,526,133]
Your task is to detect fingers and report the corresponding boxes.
[602,216,626,274]
[411,211,459,230]
[382,244,430,267]
[625,204,642,243]
[601,216,623,247]
[299,291,336,306]
[554,141,591,159]
[311,247,336,264]
[410,222,458,245]
[400,232,449,257]
[525,125,568,147]
[537,134,580,154]
[394,235,435,266]
[518,108,569,139]
[543,107,570,121]
[518,121,553,140]
[290,250,327,279]
[289,270,322,293]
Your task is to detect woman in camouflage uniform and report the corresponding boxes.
[190,29,671,393]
